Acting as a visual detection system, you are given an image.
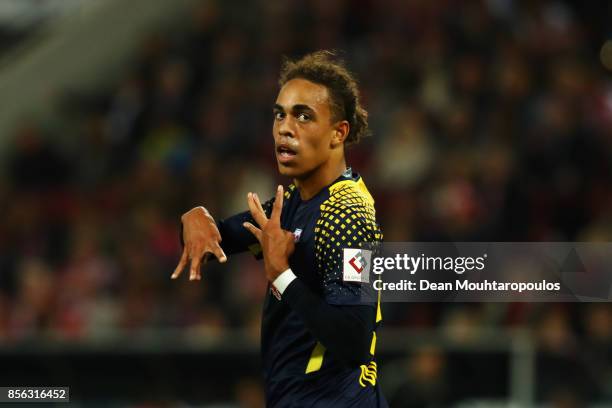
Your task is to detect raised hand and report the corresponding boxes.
[172,206,227,281]
[243,185,295,281]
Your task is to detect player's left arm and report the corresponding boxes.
[278,277,375,366]
[243,186,376,366]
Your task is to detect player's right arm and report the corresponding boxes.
[173,196,274,281]
[172,206,227,281]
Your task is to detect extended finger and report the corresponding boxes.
[247,192,268,227]
[270,185,284,223]
[171,248,188,279]
[189,250,203,281]
[252,193,266,217]
[243,222,263,242]
[211,243,227,263]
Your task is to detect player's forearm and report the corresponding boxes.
[216,211,260,256]
[218,194,277,257]
[280,276,373,366]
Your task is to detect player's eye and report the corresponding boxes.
[274,111,285,121]
[297,113,311,122]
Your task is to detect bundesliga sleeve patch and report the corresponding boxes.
[343,248,371,283]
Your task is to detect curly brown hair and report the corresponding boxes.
[278,50,369,145]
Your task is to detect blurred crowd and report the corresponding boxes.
[1,0,611,405]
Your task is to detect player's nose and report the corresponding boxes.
[277,116,295,138]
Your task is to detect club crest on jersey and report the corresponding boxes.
[293,228,303,242]
[343,248,371,283]
[270,284,282,301]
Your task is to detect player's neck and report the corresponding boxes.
[294,158,347,201]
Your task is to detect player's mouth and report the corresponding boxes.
[276,144,297,164]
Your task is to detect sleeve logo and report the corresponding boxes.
[343,248,372,283]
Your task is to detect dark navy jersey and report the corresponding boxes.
[217,169,386,407]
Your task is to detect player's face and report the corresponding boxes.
[273,78,337,179]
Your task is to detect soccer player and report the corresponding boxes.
[172,51,387,407]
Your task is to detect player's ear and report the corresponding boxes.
[331,120,349,148]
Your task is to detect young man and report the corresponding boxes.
[173,51,387,407]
